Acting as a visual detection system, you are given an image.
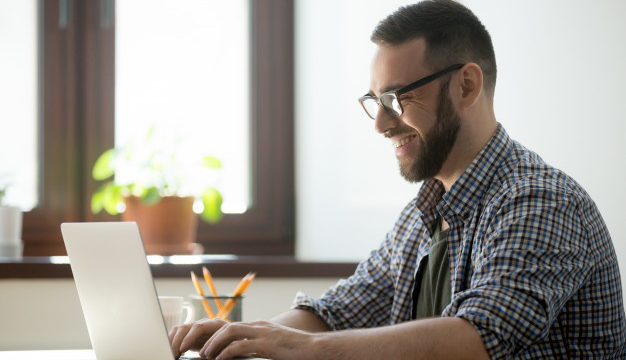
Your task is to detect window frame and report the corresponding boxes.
[22,0,295,256]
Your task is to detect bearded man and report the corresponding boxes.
[170,1,626,359]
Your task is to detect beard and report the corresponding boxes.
[391,81,461,183]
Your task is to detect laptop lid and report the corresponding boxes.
[61,222,174,360]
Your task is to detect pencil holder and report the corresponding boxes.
[188,295,243,322]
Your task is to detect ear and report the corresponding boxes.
[455,63,483,109]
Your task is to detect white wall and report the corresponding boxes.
[295,0,626,292]
[295,0,422,263]
[0,278,338,350]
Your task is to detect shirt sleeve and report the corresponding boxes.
[443,184,593,359]
[291,230,397,330]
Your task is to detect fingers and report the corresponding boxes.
[199,322,260,359]
[169,319,227,358]
[169,324,192,358]
[196,321,313,360]
[211,339,259,360]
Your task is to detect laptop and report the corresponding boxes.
[61,222,263,360]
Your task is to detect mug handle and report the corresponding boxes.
[181,301,195,324]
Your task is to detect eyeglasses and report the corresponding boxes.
[358,64,464,120]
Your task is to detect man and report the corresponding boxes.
[170,1,626,359]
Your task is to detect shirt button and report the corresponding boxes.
[462,213,470,220]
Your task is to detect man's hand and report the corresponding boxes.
[169,309,328,359]
[199,320,318,360]
[168,318,228,358]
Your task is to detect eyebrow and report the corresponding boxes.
[367,84,405,97]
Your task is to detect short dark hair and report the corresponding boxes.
[371,0,497,98]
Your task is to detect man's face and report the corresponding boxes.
[370,39,461,183]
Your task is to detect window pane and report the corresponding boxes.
[0,0,38,211]
[115,0,250,214]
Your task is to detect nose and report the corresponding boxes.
[374,105,398,135]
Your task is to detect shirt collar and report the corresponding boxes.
[415,123,512,227]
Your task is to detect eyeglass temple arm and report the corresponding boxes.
[397,64,464,95]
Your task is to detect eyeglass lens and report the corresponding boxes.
[361,98,379,119]
[382,94,402,116]
[361,93,402,119]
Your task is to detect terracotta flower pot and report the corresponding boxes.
[121,196,201,255]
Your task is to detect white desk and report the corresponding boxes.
[0,350,96,360]
[0,350,266,360]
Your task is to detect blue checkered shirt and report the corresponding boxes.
[293,124,626,359]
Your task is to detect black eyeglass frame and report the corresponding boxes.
[358,63,465,120]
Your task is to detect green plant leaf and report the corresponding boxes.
[142,187,161,205]
[201,188,223,224]
[92,148,116,180]
[102,183,123,215]
[91,183,107,214]
[202,156,222,169]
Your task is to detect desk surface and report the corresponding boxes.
[0,350,266,360]
[0,350,96,360]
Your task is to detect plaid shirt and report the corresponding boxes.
[293,124,626,359]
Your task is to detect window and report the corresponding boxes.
[0,0,39,211]
[19,0,294,256]
[115,0,251,213]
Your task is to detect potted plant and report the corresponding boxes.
[91,126,224,255]
[0,178,23,258]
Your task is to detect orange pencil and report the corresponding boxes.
[217,272,256,319]
[202,266,224,312]
[190,271,215,318]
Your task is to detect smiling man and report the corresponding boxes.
[169,1,626,359]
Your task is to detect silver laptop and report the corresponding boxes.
[62,222,264,360]
[61,222,182,360]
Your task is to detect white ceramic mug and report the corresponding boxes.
[158,296,195,332]
[0,205,22,245]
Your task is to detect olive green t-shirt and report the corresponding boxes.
[412,219,451,319]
